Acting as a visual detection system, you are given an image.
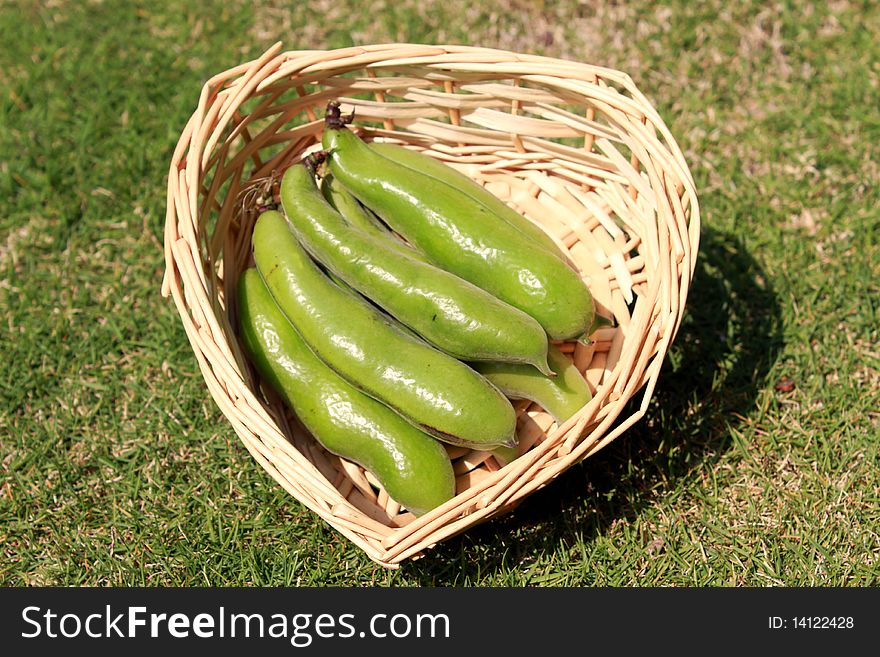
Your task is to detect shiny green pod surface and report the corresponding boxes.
[237,268,455,516]
[368,141,571,264]
[281,162,553,375]
[474,343,592,424]
[479,344,593,466]
[251,209,517,450]
[321,114,595,341]
[320,174,428,263]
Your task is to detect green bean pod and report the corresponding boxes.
[476,344,592,467]
[474,344,592,424]
[321,104,595,341]
[320,174,428,263]
[252,209,517,450]
[281,161,553,375]
[368,141,573,266]
[237,268,455,516]
[323,176,611,351]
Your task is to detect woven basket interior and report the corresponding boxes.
[162,43,699,567]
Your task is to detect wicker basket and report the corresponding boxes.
[161,43,699,568]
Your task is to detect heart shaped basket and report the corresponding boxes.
[161,43,700,568]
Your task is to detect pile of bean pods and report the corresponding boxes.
[237,101,598,517]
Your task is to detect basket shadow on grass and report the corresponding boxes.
[401,226,784,582]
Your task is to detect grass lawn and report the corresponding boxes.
[1,0,877,586]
